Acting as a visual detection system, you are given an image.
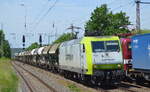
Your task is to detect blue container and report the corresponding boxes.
[132,33,150,70]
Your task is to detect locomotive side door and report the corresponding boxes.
[80,44,87,73]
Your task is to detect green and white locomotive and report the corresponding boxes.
[59,36,124,84]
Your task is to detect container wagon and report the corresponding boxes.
[131,33,150,83]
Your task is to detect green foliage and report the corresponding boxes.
[0,30,4,57]
[3,40,11,58]
[85,4,131,36]
[68,84,81,92]
[54,33,75,43]
[26,42,40,50]
[0,30,11,58]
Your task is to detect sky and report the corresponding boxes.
[0,0,150,48]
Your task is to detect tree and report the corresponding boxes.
[0,30,4,57]
[0,30,11,58]
[85,4,131,36]
[54,33,75,43]
[3,40,11,58]
[26,42,40,50]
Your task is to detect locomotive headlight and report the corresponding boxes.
[118,64,121,69]
[93,65,97,68]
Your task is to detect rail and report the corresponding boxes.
[12,61,57,92]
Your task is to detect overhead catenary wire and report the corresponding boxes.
[30,0,59,31]
[111,0,135,11]
[30,0,52,26]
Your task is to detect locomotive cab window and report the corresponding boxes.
[92,41,105,52]
[106,41,120,52]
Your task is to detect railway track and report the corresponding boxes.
[12,61,57,92]
[12,62,34,92]
[13,61,150,92]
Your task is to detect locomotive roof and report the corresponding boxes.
[61,38,82,47]
[61,36,119,46]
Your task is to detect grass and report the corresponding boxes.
[0,57,18,92]
[67,83,81,92]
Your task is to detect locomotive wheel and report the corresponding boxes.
[91,77,96,85]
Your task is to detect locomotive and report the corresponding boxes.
[120,38,132,75]
[15,36,124,85]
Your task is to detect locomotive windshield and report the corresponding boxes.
[106,41,119,52]
[92,41,105,52]
[92,41,120,52]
